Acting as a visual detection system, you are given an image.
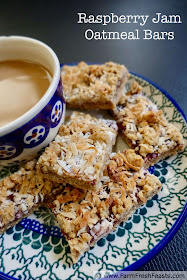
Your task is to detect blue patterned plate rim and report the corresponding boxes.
[0,68,186,280]
[122,71,187,272]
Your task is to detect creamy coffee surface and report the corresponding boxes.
[0,60,52,127]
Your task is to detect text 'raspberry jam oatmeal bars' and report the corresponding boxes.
[112,82,185,167]
[0,160,62,234]
[61,62,129,110]
[50,149,162,263]
[37,112,118,191]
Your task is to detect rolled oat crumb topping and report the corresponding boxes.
[0,160,60,231]
[112,81,184,159]
[51,149,161,263]
[37,112,118,191]
[61,62,129,109]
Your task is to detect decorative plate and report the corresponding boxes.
[0,73,186,280]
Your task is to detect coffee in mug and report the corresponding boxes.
[0,60,52,127]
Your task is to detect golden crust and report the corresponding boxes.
[112,82,185,165]
[51,149,162,263]
[61,62,129,109]
[37,112,118,191]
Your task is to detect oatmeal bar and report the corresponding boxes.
[60,111,118,145]
[0,160,62,234]
[51,149,162,263]
[112,82,185,167]
[37,112,118,191]
[61,62,129,110]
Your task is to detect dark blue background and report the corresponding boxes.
[0,0,186,273]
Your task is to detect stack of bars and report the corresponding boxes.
[0,62,184,263]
